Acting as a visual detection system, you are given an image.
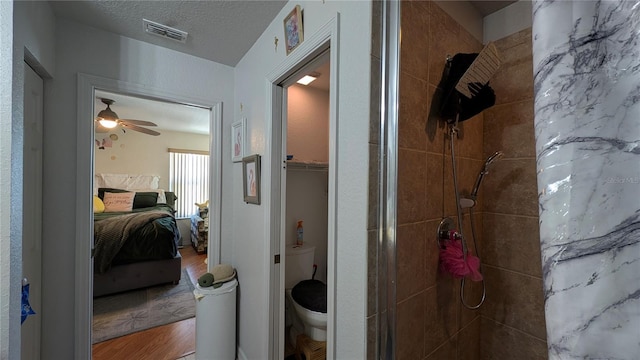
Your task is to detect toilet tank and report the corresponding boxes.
[285,244,315,289]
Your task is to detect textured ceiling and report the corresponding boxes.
[95,90,210,135]
[50,0,288,67]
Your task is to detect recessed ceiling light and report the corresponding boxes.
[297,75,317,85]
[296,71,321,86]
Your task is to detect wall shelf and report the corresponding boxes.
[286,160,329,171]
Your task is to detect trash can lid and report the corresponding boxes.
[194,278,237,296]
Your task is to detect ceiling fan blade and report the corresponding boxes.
[121,123,161,136]
[119,119,158,127]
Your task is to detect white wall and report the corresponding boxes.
[0,3,15,358]
[483,0,533,43]
[287,84,329,163]
[2,1,56,359]
[233,1,371,358]
[94,129,209,190]
[42,19,234,359]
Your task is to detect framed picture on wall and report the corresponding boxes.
[242,154,261,205]
[231,118,246,162]
[283,5,304,55]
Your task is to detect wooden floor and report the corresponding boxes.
[92,246,208,360]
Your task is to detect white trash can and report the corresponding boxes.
[194,278,238,360]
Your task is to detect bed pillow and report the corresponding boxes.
[93,196,105,213]
[102,192,135,212]
[133,192,159,209]
[98,188,159,209]
[97,187,128,200]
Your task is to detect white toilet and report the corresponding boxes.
[285,244,327,346]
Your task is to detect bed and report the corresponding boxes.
[93,186,182,297]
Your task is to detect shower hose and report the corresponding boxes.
[448,124,486,310]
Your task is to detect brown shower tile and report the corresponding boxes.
[368,144,379,231]
[367,230,377,317]
[443,154,457,218]
[426,335,458,360]
[458,158,484,201]
[482,213,542,277]
[492,58,534,106]
[458,277,483,329]
[481,266,547,340]
[426,85,447,154]
[457,317,481,360]
[426,153,444,221]
[424,279,459,356]
[397,222,428,302]
[482,158,539,217]
[398,149,427,224]
[459,213,483,329]
[494,28,532,64]
[430,2,459,37]
[462,212,483,259]
[425,219,444,289]
[397,292,426,360]
[428,5,463,87]
[484,99,536,159]
[459,25,483,53]
[444,158,484,220]
[458,112,484,160]
[399,72,429,151]
[400,1,430,81]
[480,317,548,360]
[370,56,381,145]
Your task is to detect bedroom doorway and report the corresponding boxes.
[90,89,212,355]
[90,90,211,353]
[75,74,224,359]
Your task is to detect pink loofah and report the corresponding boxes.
[440,238,483,281]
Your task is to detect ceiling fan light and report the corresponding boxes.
[98,118,118,128]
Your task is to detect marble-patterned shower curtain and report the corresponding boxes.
[532,1,640,358]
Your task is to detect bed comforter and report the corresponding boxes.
[93,204,179,273]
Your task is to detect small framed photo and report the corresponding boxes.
[242,154,261,205]
[231,118,246,162]
[283,5,304,55]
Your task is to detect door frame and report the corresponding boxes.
[265,16,339,359]
[74,74,223,359]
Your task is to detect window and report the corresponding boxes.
[169,149,209,218]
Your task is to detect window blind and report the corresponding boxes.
[169,151,209,218]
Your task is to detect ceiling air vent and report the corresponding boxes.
[143,19,188,43]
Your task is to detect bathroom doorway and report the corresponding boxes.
[265,19,339,360]
[281,54,331,358]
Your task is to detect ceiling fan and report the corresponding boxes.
[95,98,161,136]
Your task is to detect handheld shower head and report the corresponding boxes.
[484,151,504,170]
[470,151,504,199]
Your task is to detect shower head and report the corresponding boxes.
[470,151,504,199]
[483,151,504,171]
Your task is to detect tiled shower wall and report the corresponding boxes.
[479,28,548,359]
[395,2,485,359]
[393,3,548,360]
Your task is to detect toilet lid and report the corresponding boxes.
[291,280,327,313]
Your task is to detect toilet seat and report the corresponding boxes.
[291,279,327,313]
